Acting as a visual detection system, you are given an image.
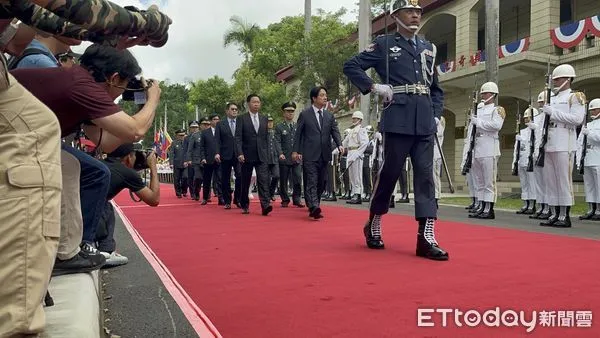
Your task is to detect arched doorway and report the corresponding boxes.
[420,13,457,67]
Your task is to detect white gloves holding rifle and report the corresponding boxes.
[372,84,393,102]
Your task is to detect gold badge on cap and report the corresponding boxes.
[409,0,419,6]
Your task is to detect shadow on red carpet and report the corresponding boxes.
[113,185,600,337]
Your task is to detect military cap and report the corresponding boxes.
[189,120,199,127]
[281,102,297,111]
[267,115,274,121]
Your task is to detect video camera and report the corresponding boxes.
[132,143,156,171]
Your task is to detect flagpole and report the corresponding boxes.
[164,102,168,133]
[195,105,199,121]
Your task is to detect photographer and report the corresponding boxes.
[96,143,160,266]
[10,43,161,255]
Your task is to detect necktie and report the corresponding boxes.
[230,119,236,134]
[253,114,259,133]
[409,39,416,52]
[318,110,323,130]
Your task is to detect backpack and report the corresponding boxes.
[6,47,57,70]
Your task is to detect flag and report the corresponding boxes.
[161,129,172,160]
[153,129,163,159]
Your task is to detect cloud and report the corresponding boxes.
[72,0,359,84]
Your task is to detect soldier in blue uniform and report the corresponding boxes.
[343,0,448,261]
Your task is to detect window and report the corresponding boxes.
[560,0,573,24]
[477,28,485,52]
[436,43,448,65]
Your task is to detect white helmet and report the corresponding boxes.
[390,0,422,14]
[352,111,364,120]
[523,107,538,119]
[480,82,499,94]
[537,91,546,102]
[589,98,600,111]
[552,64,576,80]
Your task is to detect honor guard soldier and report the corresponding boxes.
[169,129,188,198]
[462,103,483,211]
[362,125,375,201]
[539,64,585,228]
[513,108,537,214]
[577,98,600,220]
[338,129,352,199]
[343,0,447,260]
[530,92,550,219]
[433,116,445,208]
[342,111,370,204]
[468,82,505,219]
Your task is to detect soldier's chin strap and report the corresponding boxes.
[481,95,495,105]
[552,79,569,95]
[393,16,420,34]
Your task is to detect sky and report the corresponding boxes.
[72,0,362,84]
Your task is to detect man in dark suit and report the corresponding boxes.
[215,103,242,209]
[293,86,343,219]
[183,120,200,197]
[200,114,221,205]
[185,119,206,201]
[234,94,273,215]
[275,101,304,207]
[168,129,187,198]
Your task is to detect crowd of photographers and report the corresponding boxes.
[0,1,172,336]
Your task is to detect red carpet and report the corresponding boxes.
[114,185,600,337]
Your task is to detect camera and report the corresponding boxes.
[132,144,156,171]
[122,77,148,103]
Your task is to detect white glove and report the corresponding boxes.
[470,116,479,125]
[527,122,537,130]
[543,104,553,116]
[372,84,393,102]
[582,126,589,135]
[435,117,440,126]
[515,135,522,141]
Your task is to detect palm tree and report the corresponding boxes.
[223,16,260,94]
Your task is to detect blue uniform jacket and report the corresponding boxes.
[343,33,444,136]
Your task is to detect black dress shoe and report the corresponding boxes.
[397,196,410,203]
[218,199,225,206]
[281,201,289,208]
[540,215,558,226]
[523,208,536,215]
[309,207,322,219]
[468,209,483,218]
[224,204,231,209]
[552,217,572,227]
[293,202,305,208]
[516,206,528,214]
[262,205,273,216]
[201,200,208,205]
[579,211,594,220]
[537,212,551,220]
[475,210,495,219]
[242,208,249,214]
[176,195,182,198]
[346,194,362,204]
[323,195,337,201]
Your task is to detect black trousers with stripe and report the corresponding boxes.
[370,133,436,219]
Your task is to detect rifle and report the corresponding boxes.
[579,99,590,175]
[526,81,535,172]
[535,59,553,167]
[461,90,479,175]
[512,100,522,176]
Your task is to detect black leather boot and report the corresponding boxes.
[465,197,477,210]
[469,201,485,218]
[553,206,572,227]
[346,194,362,204]
[536,204,551,220]
[476,202,495,219]
[540,206,559,226]
[516,200,529,214]
[397,194,410,203]
[364,215,384,249]
[579,203,595,220]
[416,218,449,261]
[362,193,371,202]
[524,200,536,215]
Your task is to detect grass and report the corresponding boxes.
[440,196,589,215]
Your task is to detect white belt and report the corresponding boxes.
[392,84,430,95]
[549,122,571,129]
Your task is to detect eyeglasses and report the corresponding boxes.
[230,108,238,111]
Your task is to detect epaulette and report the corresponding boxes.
[570,91,586,105]
[496,106,506,119]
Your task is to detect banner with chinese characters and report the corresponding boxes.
[550,15,600,49]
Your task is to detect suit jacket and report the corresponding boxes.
[200,127,218,164]
[234,112,269,163]
[274,120,297,165]
[168,139,186,168]
[293,107,342,162]
[215,117,237,161]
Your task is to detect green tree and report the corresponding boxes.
[224,16,260,94]
[188,76,232,119]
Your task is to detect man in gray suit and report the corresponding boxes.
[275,102,304,208]
[235,94,273,215]
[293,86,343,219]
